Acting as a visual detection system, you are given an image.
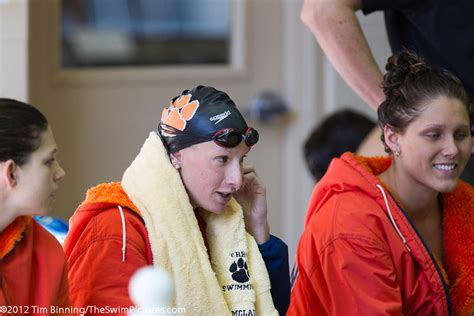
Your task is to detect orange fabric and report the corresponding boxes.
[64,182,152,315]
[443,181,474,314]
[0,216,30,259]
[0,220,74,315]
[78,182,140,216]
[288,153,473,315]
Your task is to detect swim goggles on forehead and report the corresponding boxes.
[213,127,259,148]
[159,122,259,148]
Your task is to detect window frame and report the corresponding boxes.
[49,0,247,87]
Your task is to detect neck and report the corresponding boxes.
[379,165,440,221]
[0,213,18,233]
[0,201,19,233]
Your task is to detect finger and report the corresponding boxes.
[242,170,257,183]
[241,169,264,190]
[242,165,256,175]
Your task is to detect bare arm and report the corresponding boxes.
[301,0,385,110]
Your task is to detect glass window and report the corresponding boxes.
[61,0,231,68]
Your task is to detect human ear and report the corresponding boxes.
[1,160,17,189]
[383,125,401,154]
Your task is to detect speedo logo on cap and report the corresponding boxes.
[209,110,231,124]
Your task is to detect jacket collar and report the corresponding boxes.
[79,182,141,216]
[0,216,31,260]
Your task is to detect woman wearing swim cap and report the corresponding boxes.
[64,85,290,315]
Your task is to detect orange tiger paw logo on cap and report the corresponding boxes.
[161,94,199,135]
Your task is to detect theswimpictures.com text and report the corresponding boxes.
[0,305,186,314]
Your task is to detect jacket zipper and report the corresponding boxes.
[388,192,452,316]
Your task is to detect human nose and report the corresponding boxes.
[55,162,66,182]
[442,135,460,157]
[226,162,243,191]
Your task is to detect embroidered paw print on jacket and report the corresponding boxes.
[229,258,250,283]
[161,94,199,134]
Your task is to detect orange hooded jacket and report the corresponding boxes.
[288,153,473,315]
[0,217,74,315]
[63,183,152,312]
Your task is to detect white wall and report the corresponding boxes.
[0,0,28,100]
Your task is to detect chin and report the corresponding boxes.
[434,181,459,193]
[203,203,226,214]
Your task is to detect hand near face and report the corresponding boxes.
[233,165,270,244]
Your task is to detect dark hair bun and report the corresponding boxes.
[377,49,469,155]
[382,49,427,99]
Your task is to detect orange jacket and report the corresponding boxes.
[288,153,473,315]
[0,217,74,315]
[63,183,152,313]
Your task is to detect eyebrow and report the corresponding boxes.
[47,148,58,156]
[421,123,470,129]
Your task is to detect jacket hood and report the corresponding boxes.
[305,153,391,225]
[65,182,140,257]
[77,182,139,214]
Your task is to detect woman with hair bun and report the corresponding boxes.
[289,50,473,315]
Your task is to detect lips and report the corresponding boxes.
[432,163,459,178]
[217,191,232,204]
[433,163,457,171]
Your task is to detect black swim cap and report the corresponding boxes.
[159,85,250,153]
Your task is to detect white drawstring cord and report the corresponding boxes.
[118,205,127,262]
[376,184,411,252]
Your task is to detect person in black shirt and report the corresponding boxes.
[300,0,474,184]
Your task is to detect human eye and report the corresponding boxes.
[44,152,58,166]
[425,131,440,140]
[45,157,55,166]
[454,130,469,141]
[239,155,247,164]
[216,156,229,164]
